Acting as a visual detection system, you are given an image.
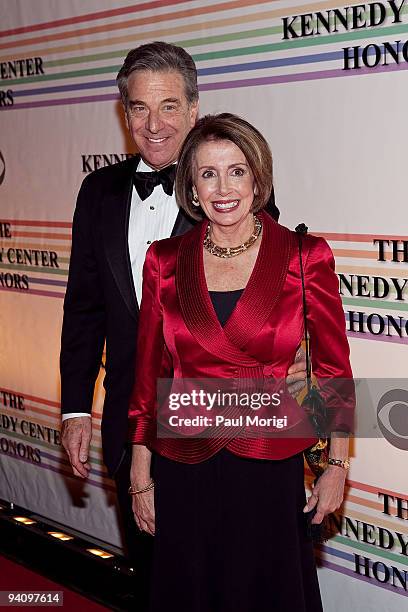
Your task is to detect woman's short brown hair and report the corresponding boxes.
[175,113,273,221]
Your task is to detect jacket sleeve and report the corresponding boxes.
[60,175,106,415]
[304,236,354,433]
[129,242,168,446]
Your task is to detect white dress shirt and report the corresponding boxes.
[62,158,179,421]
[128,158,179,303]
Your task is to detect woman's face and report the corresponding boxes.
[193,139,257,227]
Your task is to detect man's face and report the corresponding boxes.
[125,70,198,170]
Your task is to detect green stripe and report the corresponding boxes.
[46,49,127,68]
[332,534,408,567]
[0,429,105,466]
[38,6,408,70]
[7,20,408,86]
[183,4,408,52]
[7,65,121,86]
[342,297,408,312]
[45,25,283,69]
[0,263,68,275]
[191,22,408,61]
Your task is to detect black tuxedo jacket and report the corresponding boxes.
[60,155,280,476]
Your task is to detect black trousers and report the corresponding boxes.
[114,446,154,611]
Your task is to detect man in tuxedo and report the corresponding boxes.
[60,41,304,605]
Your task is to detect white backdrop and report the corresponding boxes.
[1,1,407,609]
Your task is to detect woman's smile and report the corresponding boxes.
[193,139,256,236]
[211,199,240,213]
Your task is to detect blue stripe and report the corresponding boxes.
[198,50,340,75]
[14,80,115,97]
[28,277,67,287]
[13,49,346,98]
[320,543,406,579]
[11,42,399,99]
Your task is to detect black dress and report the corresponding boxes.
[149,290,323,612]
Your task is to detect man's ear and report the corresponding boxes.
[124,105,130,131]
[189,100,199,127]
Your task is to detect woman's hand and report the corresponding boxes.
[131,488,155,536]
[130,444,155,535]
[303,465,347,524]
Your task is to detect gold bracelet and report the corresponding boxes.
[128,479,155,495]
[328,458,350,470]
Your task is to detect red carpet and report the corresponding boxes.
[0,555,109,610]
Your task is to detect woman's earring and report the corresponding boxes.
[192,189,200,207]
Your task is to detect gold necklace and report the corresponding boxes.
[203,215,262,258]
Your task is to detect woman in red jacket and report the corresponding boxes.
[129,114,353,612]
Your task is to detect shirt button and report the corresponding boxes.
[147,240,151,244]
[150,206,155,210]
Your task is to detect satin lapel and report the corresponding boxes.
[171,207,196,237]
[177,222,260,366]
[224,212,294,348]
[102,156,140,320]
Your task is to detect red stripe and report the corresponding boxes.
[5,219,72,228]
[0,287,65,299]
[12,230,71,239]
[306,469,406,501]
[0,0,191,37]
[315,232,408,242]
[0,386,60,408]
[346,477,408,500]
[0,0,273,50]
[1,387,103,418]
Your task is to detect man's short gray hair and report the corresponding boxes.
[116,41,199,108]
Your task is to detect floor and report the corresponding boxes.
[0,555,110,611]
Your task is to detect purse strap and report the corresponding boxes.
[295,223,312,394]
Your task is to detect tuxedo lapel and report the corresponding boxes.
[102,156,140,320]
[171,207,196,237]
[176,212,294,364]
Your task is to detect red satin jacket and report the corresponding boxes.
[128,212,353,463]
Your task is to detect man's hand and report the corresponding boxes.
[61,416,92,478]
[286,346,307,397]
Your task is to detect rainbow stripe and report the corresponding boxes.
[317,231,408,346]
[0,385,110,492]
[1,0,408,111]
[2,222,407,344]
[2,383,408,595]
[0,220,70,299]
[304,472,408,597]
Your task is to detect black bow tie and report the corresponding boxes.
[133,164,176,200]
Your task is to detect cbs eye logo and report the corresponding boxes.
[377,389,408,451]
